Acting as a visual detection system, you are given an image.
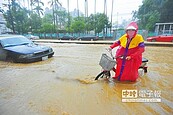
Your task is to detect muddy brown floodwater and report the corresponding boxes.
[0,43,173,115]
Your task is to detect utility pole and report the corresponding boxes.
[94,0,96,35]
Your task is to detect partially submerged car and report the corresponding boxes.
[0,35,54,63]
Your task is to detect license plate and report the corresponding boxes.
[42,56,48,61]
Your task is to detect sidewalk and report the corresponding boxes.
[34,39,173,47]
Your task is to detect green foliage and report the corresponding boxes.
[30,13,42,33]
[71,17,85,33]
[54,10,68,29]
[14,8,30,33]
[86,14,95,31]
[134,0,172,31]
[39,23,53,33]
[160,0,173,22]
[145,11,160,30]
[2,0,112,35]
[3,0,173,35]
[3,0,30,34]
[32,0,44,16]
[42,14,53,24]
[95,13,109,33]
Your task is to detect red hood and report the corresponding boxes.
[126,22,138,31]
[126,22,138,38]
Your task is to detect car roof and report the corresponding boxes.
[160,34,173,36]
[0,35,25,40]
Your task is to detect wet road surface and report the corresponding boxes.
[0,43,173,115]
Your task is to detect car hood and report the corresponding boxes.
[4,44,50,54]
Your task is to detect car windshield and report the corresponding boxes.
[1,36,33,47]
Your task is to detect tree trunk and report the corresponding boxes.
[110,0,114,35]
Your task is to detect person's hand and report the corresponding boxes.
[126,56,131,60]
[106,47,112,52]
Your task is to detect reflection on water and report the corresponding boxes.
[0,44,173,115]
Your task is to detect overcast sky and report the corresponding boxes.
[0,0,143,24]
[43,0,143,23]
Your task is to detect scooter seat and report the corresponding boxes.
[142,57,148,63]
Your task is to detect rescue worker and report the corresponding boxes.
[108,22,145,81]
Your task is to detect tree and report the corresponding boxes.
[71,17,85,34]
[54,10,68,29]
[84,0,88,33]
[87,14,95,32]
[30,13,42,33]
[110,0,114,34]
[160,0,173,22]
[94,0,96,35]
[40,23,54,33]
[103,0,107,37]
[133,0,169,31]
[42,13,53,24]
[73,13,110,35]
[77,0,79,17]
[48,0,62,32]
[32,0,44,17]
[67,0,70,32]
[0,7,4,13]
[14,8,30,34]
[95,13,109,34]
[3,0,30,34]
[6,0,15,33]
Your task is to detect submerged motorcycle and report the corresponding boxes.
[95,51,148,80]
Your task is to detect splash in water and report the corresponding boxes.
[77,77,97,84]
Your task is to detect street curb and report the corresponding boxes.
[34,39,173,47]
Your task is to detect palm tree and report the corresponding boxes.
[110,0,114,34]
[94,0,96,14]
[27,0,32,32]
[23,0,34,32]
[33,6,43,16]
[104,0,107,15]
[67,0,70,32]
[94,0,96,35]
[77,0,79,18]
[30,0,34,10]
[8,0,15,33]
[103,0,107,38]
[48,0,61,32]
[84,0,88,33]
[0,7,4,13]
[32,0,44,17]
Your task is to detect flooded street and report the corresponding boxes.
[0,43,173,115]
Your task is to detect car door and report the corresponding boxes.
[156,36,164,42]
[164,36,173,42]
[158,35,173,42]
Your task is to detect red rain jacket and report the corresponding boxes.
[110,22,145,81]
